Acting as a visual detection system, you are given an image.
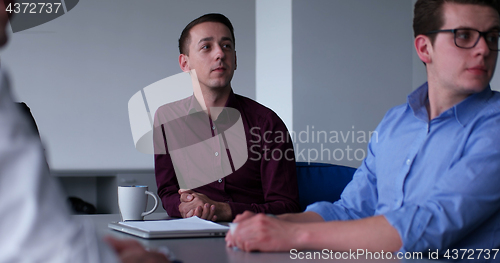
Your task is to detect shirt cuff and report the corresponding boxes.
[304,201,348,221]
[162,195,181,218]
[384,204,433,252]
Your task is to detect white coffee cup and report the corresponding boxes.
[118,185,158,221]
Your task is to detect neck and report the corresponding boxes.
[426,80,469,120]
[189,71,231,118]
[201,86,231,109]
[202,86,231,120]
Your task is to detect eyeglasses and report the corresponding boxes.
[425,28,500,51]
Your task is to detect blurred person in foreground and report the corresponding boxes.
[0,1,169,262]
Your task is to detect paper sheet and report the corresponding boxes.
[118,216,229,232]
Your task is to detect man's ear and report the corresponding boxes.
[179,54,190,72]
[415,35,432,64]
[234,51,237,70]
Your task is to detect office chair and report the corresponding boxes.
[296,162,356,211]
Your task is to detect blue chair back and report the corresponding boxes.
[296,162,356,211]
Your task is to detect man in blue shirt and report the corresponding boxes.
[226,0,500,260]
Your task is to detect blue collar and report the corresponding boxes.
[408,82,494,126]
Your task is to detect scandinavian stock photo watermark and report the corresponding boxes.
[289,248,499,261]
[5,0,80,33]
[290,249,424,260]
[249,125,377,163]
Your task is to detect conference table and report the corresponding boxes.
[78,213,436,263]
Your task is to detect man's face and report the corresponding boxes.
[427,3,500,96]
[180,22,236,92]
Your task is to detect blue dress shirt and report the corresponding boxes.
[306,83,500,259]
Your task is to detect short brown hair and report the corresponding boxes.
[178,13,235,55]
[413,0,500,43]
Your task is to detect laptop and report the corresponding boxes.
[108,216,229,239]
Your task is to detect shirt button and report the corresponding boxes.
[215,152,219,156]
[406,159,411,165]
[212,125,216,130]
[218,179,222,183]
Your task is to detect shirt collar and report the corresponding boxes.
[224,89,238,109]
[408,82,494,126]
[216,89,238,123]
[186,89,238,122]
[187,94,204,115]
[407,83,430,122]
[454,85,493,127]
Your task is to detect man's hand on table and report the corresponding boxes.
[178,189,232,221]
[224,211,301,252]
[104,236,171,263]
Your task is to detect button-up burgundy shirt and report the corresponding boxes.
[154,90,300,219]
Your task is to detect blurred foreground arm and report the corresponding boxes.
[226,212,401,252]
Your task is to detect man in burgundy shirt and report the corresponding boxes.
[154,13,300,221]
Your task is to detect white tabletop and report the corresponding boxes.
[77,213,436,263]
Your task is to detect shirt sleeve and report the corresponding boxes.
[305,129,379,221]
[228,111,301,216]
[154,150,182,218]
[0,73,119,263]
[384,113,500,252]
[153,103,185,218]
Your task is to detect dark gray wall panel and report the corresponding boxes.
[292,0,413,167]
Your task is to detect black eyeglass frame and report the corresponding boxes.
[424,28,500,51]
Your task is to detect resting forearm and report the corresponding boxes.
[294,215,402,252]
[278,211,325,223]
[159,194,181,217]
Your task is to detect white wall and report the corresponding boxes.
[0,0,256,171]
[2,0,497,172]
[256,0,293,131]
